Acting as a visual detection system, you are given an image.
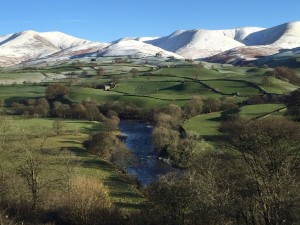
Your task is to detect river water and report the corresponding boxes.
[118,120,176,185]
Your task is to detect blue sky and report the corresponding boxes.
[0,0,299,42]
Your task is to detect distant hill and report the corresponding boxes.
[255,47,300,68]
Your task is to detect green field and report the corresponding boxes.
[114,81,180,95]
[201,80,261,96]
[0,84,46,105]
[259,76,298,94]
[0,71,45,84]
[155,67,220,79]
[67,87,123,103]
[238,104,286,119]
[183,112,222,138]
[183,104,286,139]
[1,61,298,109]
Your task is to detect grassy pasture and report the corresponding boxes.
[259,76,298,94]
[238,104,286,119]
[114,81,180,95]
[41,66,82,73]
[0,72,45,84]
[119,95,170,108]
[66,63,298,108]
[0,84,46,105]
[67,87,123,103]
[201,80,261,96]
[183,104,286,139]
[1,63,297,111]
[149,82,221,99]
[155,67,221,80]
[183,112,222,138]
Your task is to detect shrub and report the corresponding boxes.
[45,84,70,100]
[84,132,119,160]
[60,176,118,225]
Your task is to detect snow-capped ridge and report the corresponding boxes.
[98,39,182,58]
[145,21,300,59]
[0,21,299,67]
[147,28,247,59]
[0,30,107,66]
[240,22,295,46]
[113,36,158,44]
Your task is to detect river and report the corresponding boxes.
[118,120,176,185]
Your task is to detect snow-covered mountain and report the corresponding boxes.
[145,27,263,59]
[0,30,107,66]
[0,21,299,67]
[97,39,182,58]
[145,21,300,61]
[203,22,300,65]
[241,22,300,47]
[0,30,180,67]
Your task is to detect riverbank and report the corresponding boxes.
[118,120,176,185]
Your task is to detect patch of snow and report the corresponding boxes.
[99,39,182,58]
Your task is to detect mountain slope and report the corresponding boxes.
[255,47,300,67]
[0,30,107,66]
[72,39,183,59]
[146,22,300,60]
[203,22,300,65]
[146,27,264,59]
[241,21,300,47]
[203,46,280,65]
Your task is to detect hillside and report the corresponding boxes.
[147,22,300,61]
[0,30,107,66]
[146,27,263,59]
[255,47,300,67]
[96,39,182,58]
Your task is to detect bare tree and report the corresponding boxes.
[17,137,62,213]
[184,95,204,118]
[96,67,105,76]
[221,117,300,225]
[53,119,65,135]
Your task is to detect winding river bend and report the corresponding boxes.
[118,120,175,185]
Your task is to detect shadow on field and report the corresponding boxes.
[207,116,222,122]
[81,127,101,134]
[64,121,101,134]
[82,158,112,171]
[104,175,139,192]
[111,191,141,199]
[65,146,87,156]
[60,140,82,146]
[104,174,127,185]
[106,174,145,210]
[5,96,39,106]
[114,202,143,210]
[201,134,226,142]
